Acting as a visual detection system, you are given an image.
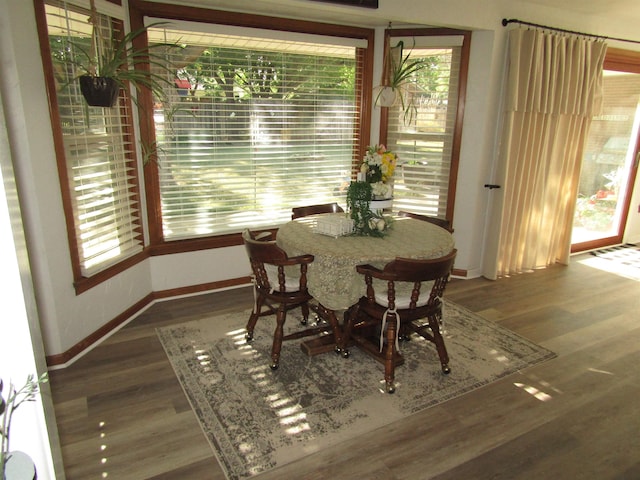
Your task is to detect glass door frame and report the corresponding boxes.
[571,48,640,253]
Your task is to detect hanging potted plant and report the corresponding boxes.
[60,0,180,107]
[373,40,428,122]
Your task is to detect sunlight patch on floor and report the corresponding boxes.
[588,367,614,375]
[513,382,553,401]
[577,255,640,281]
[513,371,560,402]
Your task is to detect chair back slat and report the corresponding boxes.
[292,202,344,219]
[384,250,457,282]
[358,249,457,309]
[397,210,453,233]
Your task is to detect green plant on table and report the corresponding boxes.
[346,182,392,237]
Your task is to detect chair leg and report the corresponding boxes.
[384,314,398,393]
[428,313,451,374]
[245,292,264,341]
[270,304,287,370]
[340,305,361,359]
[300,301,309,325]
[398,322,411,342]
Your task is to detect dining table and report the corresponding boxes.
[276,213,456,355]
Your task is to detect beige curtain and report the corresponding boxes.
[493,28,606,278]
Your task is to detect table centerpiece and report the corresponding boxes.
[346,144,398,237]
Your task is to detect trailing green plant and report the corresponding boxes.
[346,181,392,237]
[1,373,48,475]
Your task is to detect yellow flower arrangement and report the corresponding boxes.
[361,144,398,183]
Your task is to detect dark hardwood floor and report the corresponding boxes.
[48,252,640,479]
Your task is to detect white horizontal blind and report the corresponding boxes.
[149,24,360,239]
[46,2,143,276]
[388,44,461,219]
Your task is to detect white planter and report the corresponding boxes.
[370,198,393,212]
[4,451,36,480]
[373,85,399,107]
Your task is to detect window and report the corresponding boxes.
[40,0,143,285]
[37,0,373,286]
[144,19,368,241]
[382,30,469,222]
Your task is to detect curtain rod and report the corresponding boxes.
[501,18,640,45]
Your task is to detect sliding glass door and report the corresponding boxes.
[571,50,640,252]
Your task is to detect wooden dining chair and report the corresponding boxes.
[291,202,344,219]
[343,249,457,393]
[242,229,343,369]
[397,210,454,233]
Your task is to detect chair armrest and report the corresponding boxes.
[356,263,396,280]
[253,231,273,241]
[275,253,315,266]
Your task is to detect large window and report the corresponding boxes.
[382,30,469,223]
[145,21,367,241]
[36,1,373,287]
[40,0,143,285]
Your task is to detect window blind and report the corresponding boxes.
[46,2,143,276]
[387,45,461,219]
[148,23,361,240]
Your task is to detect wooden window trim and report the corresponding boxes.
[33,0,375,291]
[34,0,147,294]
[378,27,471,224]
[128,0,374,253]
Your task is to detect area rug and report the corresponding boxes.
[156,301,555,480]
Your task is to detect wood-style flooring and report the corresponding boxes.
[48,252,640,479]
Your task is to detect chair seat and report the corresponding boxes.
[265,264,302,292]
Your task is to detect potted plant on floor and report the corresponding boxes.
[59,0,179,107]
[1,374,48,480]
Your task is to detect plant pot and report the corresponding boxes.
[79,75,120,107]
[373,85,399,107]
[3,451,36,480]
[369,198,392,212]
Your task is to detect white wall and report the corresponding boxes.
[0,1,63,474]
[3,0,640,362]
[150,246,250,291]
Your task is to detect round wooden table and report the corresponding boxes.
[277,214,455,311]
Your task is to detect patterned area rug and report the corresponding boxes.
[156,302,555,480]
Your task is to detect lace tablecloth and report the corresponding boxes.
[277,214,455,311]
